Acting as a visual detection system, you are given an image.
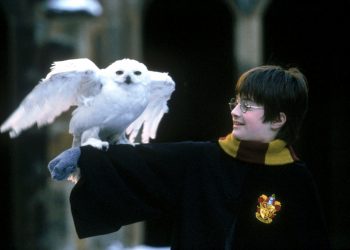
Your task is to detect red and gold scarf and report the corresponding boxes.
[218,133,299,165]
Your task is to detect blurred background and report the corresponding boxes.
[0,0,349,249]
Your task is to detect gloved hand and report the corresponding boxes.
[48,147,81,181]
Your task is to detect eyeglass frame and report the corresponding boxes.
[228,97,264,113]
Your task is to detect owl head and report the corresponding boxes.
[105,58,150,86]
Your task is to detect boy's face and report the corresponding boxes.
[230,99,277,142]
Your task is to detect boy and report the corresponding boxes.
[49,65,330,249]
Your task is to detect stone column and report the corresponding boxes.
[94,0,145,65]
[226,0,271,74]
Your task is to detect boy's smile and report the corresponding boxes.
[232,120,245,129]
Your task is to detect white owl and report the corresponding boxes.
[0,58,175,149]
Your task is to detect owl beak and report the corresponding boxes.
[125,75,132,84]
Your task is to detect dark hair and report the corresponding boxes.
[235,65,308,144]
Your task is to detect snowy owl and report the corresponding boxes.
[0,58,175,149]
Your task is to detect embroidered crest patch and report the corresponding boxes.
[255,194,281,224]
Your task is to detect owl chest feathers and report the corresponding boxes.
[69,81,149,135]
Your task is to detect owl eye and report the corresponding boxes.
[116,70,124,75]
[134,71,142,76]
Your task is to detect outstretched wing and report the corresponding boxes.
[126,71,175,143]
[1,58,101,138]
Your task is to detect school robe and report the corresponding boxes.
[69,141,330,249]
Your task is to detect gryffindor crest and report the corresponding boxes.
[256,194,281,224]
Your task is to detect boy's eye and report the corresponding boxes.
[241,101,252,110]
[241,103,252,110]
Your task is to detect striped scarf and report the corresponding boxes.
[218,133,298,165]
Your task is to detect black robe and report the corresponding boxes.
[70,141,330,249]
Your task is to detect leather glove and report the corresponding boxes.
[48,147,81,181]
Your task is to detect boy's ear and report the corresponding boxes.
[271,112,287,129]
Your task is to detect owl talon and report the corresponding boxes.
[82,138,109,150]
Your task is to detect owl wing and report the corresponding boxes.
[0,58,102,138]
[126,71,175,143]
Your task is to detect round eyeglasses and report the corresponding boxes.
[228,97,264,113]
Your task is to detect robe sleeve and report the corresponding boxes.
[69,142,203,238]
